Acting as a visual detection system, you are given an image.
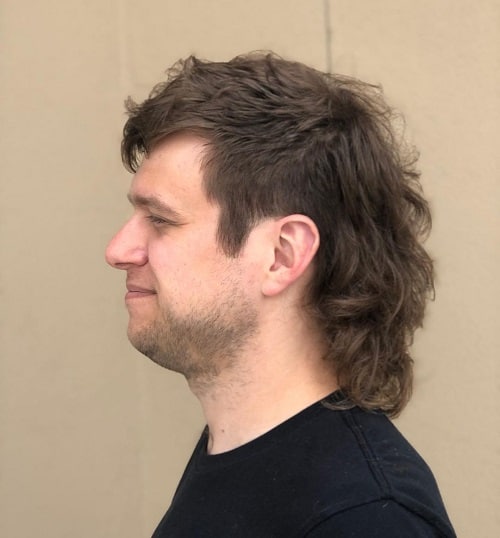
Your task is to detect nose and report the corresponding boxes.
[105,217,148,269]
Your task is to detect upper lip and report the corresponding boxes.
[126,283,155,293]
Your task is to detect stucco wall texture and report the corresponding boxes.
[1,1,498,536]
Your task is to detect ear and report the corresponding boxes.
[261,215,320,297]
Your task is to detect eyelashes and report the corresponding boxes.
[145,215,181,228]
[146,215,168,225]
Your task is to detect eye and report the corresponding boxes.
[146,215,171,226]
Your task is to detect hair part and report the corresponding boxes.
[122,52,434,417]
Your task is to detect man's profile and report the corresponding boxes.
[106,53,455,537]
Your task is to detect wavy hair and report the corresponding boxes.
[122,53,434,416]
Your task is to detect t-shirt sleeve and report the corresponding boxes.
[304,499,450,537]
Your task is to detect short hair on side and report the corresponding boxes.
[122,53,434,417]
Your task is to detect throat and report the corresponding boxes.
[198,378,338,455]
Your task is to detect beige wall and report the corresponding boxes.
[1,1,498,536]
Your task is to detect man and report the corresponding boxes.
[106,53,455,537]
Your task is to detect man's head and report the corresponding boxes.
[113,52,434,415]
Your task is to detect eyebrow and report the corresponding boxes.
[127,192,185,221]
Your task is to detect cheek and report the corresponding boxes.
[148,236,185,269]
[147,227,234,291]
[148,242,206,296]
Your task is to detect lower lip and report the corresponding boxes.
[125,291,156,300]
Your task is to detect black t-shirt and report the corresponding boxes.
[152,393,456,537]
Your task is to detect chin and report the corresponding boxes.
[127,322,151,346]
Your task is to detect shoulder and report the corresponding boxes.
[291,401,455,536]
[311,401,440,497]
[304,499,456,537]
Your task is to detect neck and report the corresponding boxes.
[187,316,338,455]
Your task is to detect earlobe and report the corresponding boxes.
[262,215,320,297]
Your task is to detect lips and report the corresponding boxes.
[125,283,156,300]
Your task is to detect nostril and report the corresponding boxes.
[105,218,148,268]
[105,239,148,269]
[105,234,129,268]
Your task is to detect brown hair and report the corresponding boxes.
[122,53,434,416]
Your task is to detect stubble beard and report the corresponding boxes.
[127,291,259,383]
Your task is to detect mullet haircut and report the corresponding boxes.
[122,53,434,416]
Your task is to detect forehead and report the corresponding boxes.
[130,133,212,214]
